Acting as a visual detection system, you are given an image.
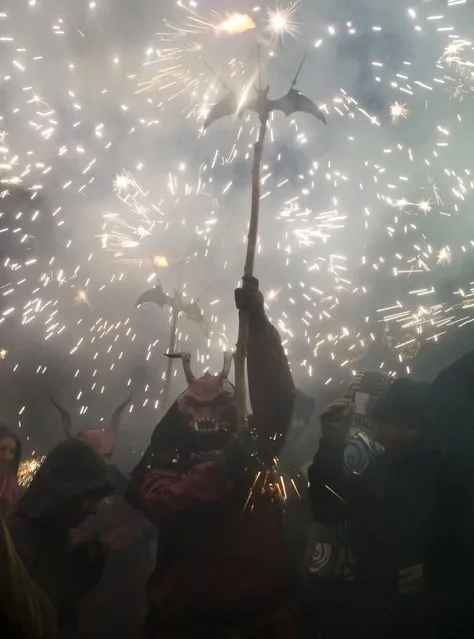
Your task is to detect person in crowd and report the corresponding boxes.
[128,277,308,639]
[0,423,22,518]
[426,350,474,637]
[0,511,57,638]
[51,395,132,495]
[51,395,156,639]
[9,439,113,638]
[306,378,439,639]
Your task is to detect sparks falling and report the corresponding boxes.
[0,0,473,423]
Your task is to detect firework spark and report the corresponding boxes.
[18,456,45,488]
[437,247,453,265]
[265,2,301,40]
[390,102,409,124]
[0,0,474,416]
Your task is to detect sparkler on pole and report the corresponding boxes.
[205,55,326,430]
[163,298,180,412]
[136,258,208,411]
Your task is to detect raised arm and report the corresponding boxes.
[235,276,295,452]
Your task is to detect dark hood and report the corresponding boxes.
[16,440,113,522]
[429,349,474,449]
[0,424,22,472]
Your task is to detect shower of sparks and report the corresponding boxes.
[265,2,301,40]
[74,289,91,308]
[114,174,132,193]
[18,456,45,488]
[214,13,256,36]
[437,247,453,265]
[243,462,301,512]
[0,0,474,442]
[439,39,474,99]
[390,102,409,124]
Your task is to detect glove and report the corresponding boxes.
[235,276,265,318]
[222,430,260,480]
[320,397,353,444]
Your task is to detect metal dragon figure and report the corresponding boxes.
[136,280,208,410]
[205,58,326,432]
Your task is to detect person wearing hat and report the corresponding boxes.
[9,439,113,637]
[306,378,439,639]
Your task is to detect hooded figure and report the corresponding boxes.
[51,395,156,639]
[0,512,58,638]
[9,440,113,637]
[51,396,131,495]
[0,423,22,518]
[127,277,303,639]
[306,377,439,639]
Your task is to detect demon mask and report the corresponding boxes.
[126,352,237,495]
[169,351,236,435]
[51,396,131,465]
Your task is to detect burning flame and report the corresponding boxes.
[153,255,169,268]
[214,13,256,36]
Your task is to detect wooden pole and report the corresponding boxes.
[162,302,180,411]
[234,115,269,431]
[160,265,183,412]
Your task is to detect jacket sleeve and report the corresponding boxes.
[247,313,295,449]
[140,461,232,524]
[307,439,359,523]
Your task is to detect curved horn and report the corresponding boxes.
[165,352,195,385]
[109,394,132,439]
[221,350,233,379]
[51,396,73,440]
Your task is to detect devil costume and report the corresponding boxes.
[51,396,155,639]
[10,440,113,637]
[51,396,132,495]
[128,279,304,639]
